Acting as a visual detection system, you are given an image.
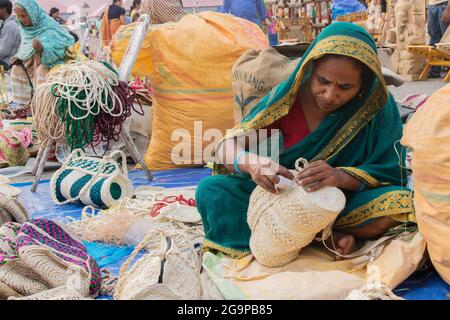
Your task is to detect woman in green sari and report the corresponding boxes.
[196,22,415,260]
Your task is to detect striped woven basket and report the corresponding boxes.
[247,159,347,267]
[0,130,30,167]
[0,219,102,299]
[50,149,133,209]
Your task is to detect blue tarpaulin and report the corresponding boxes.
[13,168,449,300]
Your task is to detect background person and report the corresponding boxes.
[101,0,126,46]
[130,0,141,23]
[427,0,450,78]
[0,0,20,71]
[10,0,75,106]
[220,0,270,27]
[49,7,66,25]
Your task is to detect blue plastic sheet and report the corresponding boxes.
[331,0,367,20]
[13,167,450,300]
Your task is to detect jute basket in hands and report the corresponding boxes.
[248,159,347,267]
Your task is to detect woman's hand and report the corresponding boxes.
[244,155,294,194]
[32,39,43,52]
[295,160,360,192]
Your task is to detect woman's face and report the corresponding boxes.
[309,56,364,113]
[15,6,32,26]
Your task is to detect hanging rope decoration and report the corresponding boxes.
[94,80,144,146]
[33,60,141,150]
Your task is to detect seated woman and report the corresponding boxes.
[130,0,142,23]
[101,0,126,47]
[10,0,75,107]
[196,22,416,260]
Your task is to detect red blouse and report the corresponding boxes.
[266,96,311,150]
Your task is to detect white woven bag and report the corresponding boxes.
[114,228,203,300]
[248,158,346,267]
[50,149,133,209]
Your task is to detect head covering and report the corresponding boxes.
[216,22,404,188]
[14,0,74,68]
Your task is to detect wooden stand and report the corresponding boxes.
[31,15,154,193]
[407,45,450,82]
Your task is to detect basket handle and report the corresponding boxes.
[108,150,128,176]
[295,158,308,172]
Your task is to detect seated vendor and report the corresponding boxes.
[196,22,415,260]
[10,0,75,107]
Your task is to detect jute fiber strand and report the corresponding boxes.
[67,205,143,245]
[67,187,203,245]
[248,158,346,267]
[31,82,65,143]
[114,228,203,300]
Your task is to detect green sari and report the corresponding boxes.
[196,22,415,258]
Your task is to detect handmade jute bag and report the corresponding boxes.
[114,228,203,300]
[0,223,50,299]
[0,219,102,299]
[248,158,347,267]
[50,149,133,209]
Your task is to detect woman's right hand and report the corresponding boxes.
[244,155,294,194]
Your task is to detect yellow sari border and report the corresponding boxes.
[337,167,383,188]
[335,190,415,230]
[202,239,251,259]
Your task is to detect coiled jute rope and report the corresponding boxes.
[32,61,141,150]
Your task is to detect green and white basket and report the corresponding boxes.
[50,149,133,209]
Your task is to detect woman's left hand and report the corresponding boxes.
[32,39,43,52]
[295,160,345,192]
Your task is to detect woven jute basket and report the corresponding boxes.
[0,260,51,298]
[248,159,346,267]
[0,196,29,226]
[0,219,102,300]
[114,228,203,300]
[8,286,93,300]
